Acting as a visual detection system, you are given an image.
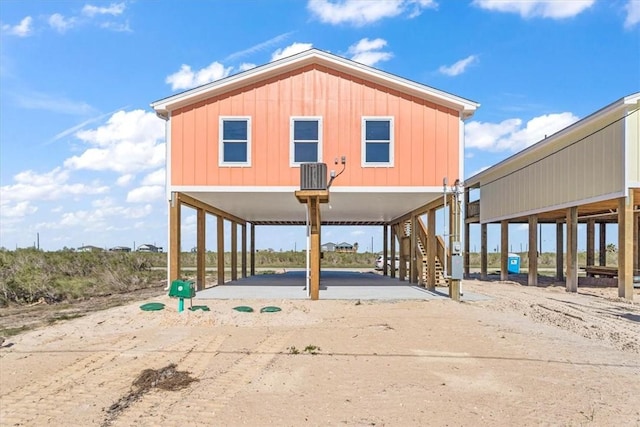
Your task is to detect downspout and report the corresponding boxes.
[155,110,171,290]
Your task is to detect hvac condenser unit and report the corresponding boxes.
[300,163,327,190]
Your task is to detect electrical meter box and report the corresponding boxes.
[168,280,195,299]
[450,255,463,280]
[452,241,462,255]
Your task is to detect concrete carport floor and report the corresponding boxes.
[194,270,490,301]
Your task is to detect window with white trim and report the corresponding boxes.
[290,117,322,165]
[219,117,251,166]
[362,117,394,166]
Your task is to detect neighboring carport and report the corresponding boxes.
[464,93,639,300]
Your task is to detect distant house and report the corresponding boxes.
[335,242,358,253]
[109,246,131,253]
[321,242,336,252]
[137,244,163,253]
[76,245,103,252]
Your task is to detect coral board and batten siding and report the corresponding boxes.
[170,65,460,188]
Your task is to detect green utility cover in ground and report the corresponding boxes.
[140,302,165,311]
[233,306,254,312]
[260,306,282,313]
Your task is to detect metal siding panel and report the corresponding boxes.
[629,110,640,182]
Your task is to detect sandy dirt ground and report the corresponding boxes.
[1,278,639,426]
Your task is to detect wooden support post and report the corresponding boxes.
[500,220,509,281]
[295,190,329,300]
[528,215,538,286]
[448,197,454,276]
[464,221,470,279]
[383,224,388,276]
[399,223,407,282]
[566,207,578,293]
[480,223,488,280]
[464,189,470,279]
[556,220,564,281]
[410,215,417,284]
[634,212,639,272]
[250,223,255,276]
[390,225,396,279]
[586,219,595,276]
[427,209,436,290]
[618,194,634,300]
[231,221,238,281]
[196,208,206,291]
[217,215,225,286]
[241,224,247,278]
[449,194,461,302]
[599,223,607,266]
[309,198,319,300]
[169,193,181,284]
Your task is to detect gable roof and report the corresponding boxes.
[151,48,479,119]
[465,92,640,188]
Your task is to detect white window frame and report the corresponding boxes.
[361,116,394,167]
[290,116,323,167]
[219,116,251,167]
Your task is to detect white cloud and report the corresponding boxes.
[0,201,38,218]
[347,38,392,67]
[271,42,313,61]
[99,21,132,32]
[238,63,257,72]
[224,32,294,61]
[126,186,164,203]
[165,62,233,91]
[116,174,135,186]
[0,167,109,218]
[308,0,437,26]
[473,0,595,19]
[82,2,126,17]
[57,203,153,229]
[467,165,490,178]
[65,109,165,174]
[625,0,640,28]
[141,169,166,186]
[13,90,94,115]
[48,13,76,33]
[465,112,579,152]
[2,16,33,37]
[439,55,479,76]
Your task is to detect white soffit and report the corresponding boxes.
[181,188,442,224]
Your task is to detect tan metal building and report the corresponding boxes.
[465,93,639,300]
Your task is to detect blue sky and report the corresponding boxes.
[1,0,639,254]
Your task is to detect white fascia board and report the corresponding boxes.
[151,49,479,119]
[170,185,444,193]
[467,92,640,188]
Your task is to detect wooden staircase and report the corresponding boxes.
[399,218,448,287]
